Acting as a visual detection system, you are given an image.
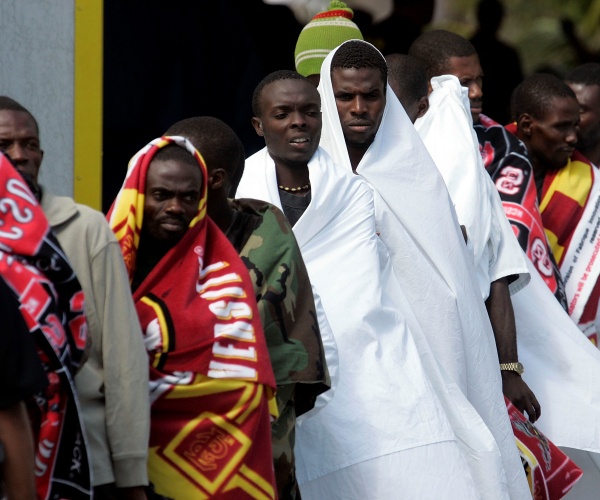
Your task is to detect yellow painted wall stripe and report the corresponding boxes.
[74,0,102,210]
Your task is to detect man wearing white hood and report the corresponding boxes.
[315,40,531,498]
[238,68,528,498]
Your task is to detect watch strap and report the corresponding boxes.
[499,362,524,375]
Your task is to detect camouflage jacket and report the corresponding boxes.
[227,198,330,499]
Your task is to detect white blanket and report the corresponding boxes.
[239,146,518,499]
[317,40,530,499]
[413,72,600,464]
[414,75,530,300]
[516,257,600,452]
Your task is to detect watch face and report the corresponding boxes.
[516,362,524,375]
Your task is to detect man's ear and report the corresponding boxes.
[416,96,429,120]
[208,168,227,190]
[251,117,264,137]
[518,113,533,137]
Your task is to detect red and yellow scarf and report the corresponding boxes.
[0,153,91,499]
[539,150,600,345]
[107,136,277,499]
[505,397,582,499]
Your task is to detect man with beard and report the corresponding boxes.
[511,69,600,500]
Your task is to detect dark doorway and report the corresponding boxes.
[103,0,302,212]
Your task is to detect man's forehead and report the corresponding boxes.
[444,54,482,76]
[534,96,579,123]
[549,95,579,113]
[568,82,600,103]
[265,79,318,97]
[331,67,385,88]
[0,109,39,136]
[262,79,320,109]
[149,155,195,170]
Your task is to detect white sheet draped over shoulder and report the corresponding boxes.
[414,75,530,299]
[239,147,520,499]
[515,257,600,451]
[317,40,530,499]
[411,74,600,458]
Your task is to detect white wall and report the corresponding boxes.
[0,0,74,196]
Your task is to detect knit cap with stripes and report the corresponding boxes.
[294,0,364,78]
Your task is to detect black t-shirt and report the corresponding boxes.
[0,276,47,409]
[278,189,311,227]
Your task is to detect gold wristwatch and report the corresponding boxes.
[499,362,524,375]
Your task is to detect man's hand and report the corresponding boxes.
[502,371,541,423]
[485,278,541,422]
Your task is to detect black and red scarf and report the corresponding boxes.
[0,153,91,499]
[476,115,568,309]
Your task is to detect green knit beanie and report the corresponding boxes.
[294,0,364,78]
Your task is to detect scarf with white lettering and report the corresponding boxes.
[0,153,91,499]
[107,136,277,499]
[538,150,600,346]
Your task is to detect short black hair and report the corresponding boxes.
[565,62,600,88]
[330,40,387,85]
[252,70,312,118]
[408,30,476,80]
[511,72,577,121]
[165,116,245,191]
[0,96,40,136]
[385,53,428,104]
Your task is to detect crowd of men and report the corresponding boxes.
[2,0,600,499]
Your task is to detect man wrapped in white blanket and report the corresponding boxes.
[238,69,521,499]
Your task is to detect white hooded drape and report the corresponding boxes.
[317,40,530,499]
[414,75,529,299]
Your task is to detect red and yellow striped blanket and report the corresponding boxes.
[540,150,600,345]
[108,136,277,499]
